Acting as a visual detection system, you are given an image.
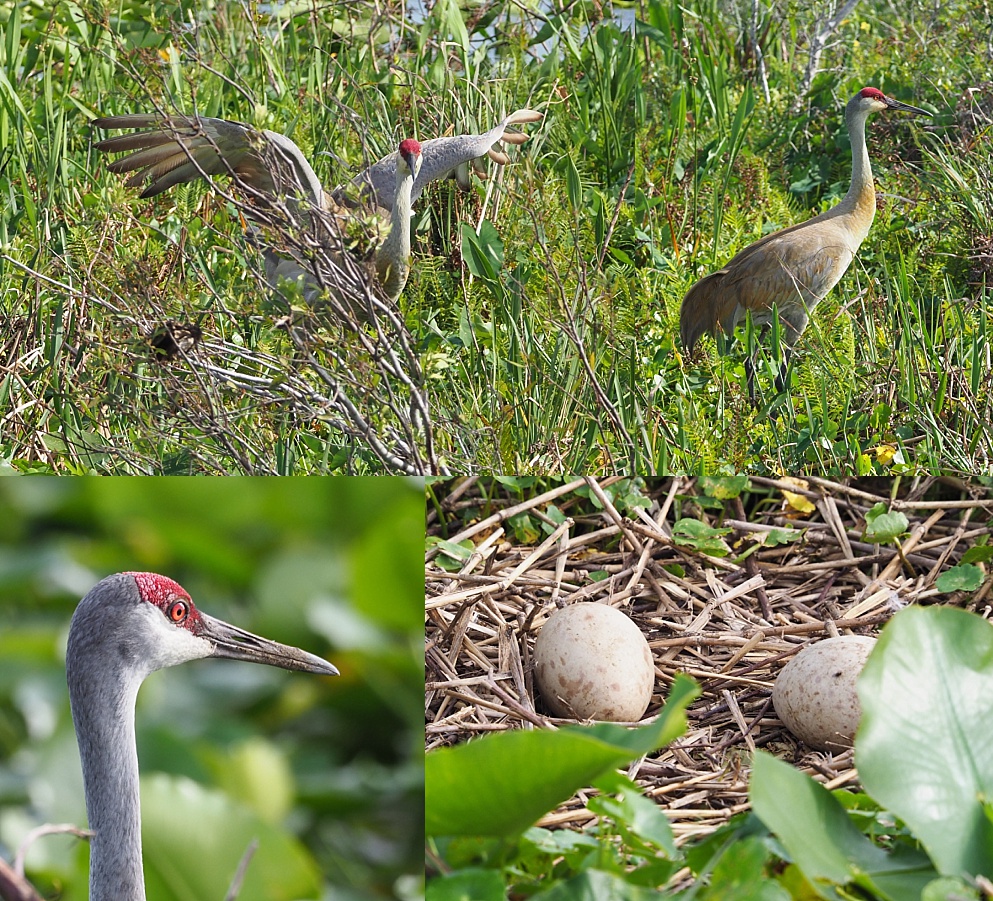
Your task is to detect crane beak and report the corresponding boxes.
[199,612,339,676]
[884,95,931,117]
[409,152,423,181]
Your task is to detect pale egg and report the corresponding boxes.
[533,603,655,722]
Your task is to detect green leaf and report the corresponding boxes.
[863,503,909,543]
[698,475,750,499]
[671,518,732,556]
[750,750,871,886]
[935,564,984,592]
[532,869,659,900]
[475,220,505,272]
[961,545,993,565]
[426,537,476,571]
[141,774,321,901]
[764,528,802,547]
[702,836,790,901]
[508,512,541,544]
[425,675,700,837]
[426,868,505,901]
[565,155,582,210]
[588,771,678,858]
[921,877,980,901]
[540,504,567,534]
[460,223,497,281]
[750,751,936,900]
[857,606,993,878]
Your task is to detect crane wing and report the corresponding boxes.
[347,109,543,209]
[722,234,854,319]
[93,114,328,210]
[681,236,855,352]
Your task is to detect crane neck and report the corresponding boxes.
[840,105,876,224]
[67,622,147,901]
[375,167,414,299]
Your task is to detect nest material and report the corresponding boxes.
[425,476,993,843]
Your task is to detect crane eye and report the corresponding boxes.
[168,600,188,623]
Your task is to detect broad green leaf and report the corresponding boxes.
[426,675,699,837]
[698,475,750,499]
[863,503,909,543]
[671,518,732,556]
[702,836,790,901]
[533,869,659,900]
[460,224,497,281]
[750,751,936,900]
[426,868,505,901]
[857,606,993,879]
[426,537,476,571]
[922,877,980,901]
[508,512,541,544]
[475,220,505,272]
[522,825,600,861]
[141,774,321,901]
[588,771,678,858]
[934,564,984,593]
[961,546,993,565]
[764,528,802,547]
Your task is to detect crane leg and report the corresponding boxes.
[744,336,791,403]
[773,348,793,394]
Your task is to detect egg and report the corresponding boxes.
[772,635,877,751]
[533,602,655,722]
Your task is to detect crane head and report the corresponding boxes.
[67,572,338,684]
[398,138,423,181]
[853,86,930,118]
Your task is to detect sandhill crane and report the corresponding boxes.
[679,87,929,397]
[92,109,542,310]
[66,571,336,901]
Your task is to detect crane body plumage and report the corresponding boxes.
[679,87,929,394]
[92,109,542,306]
[66,572,336,901]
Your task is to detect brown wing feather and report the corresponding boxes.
[680,218,858,352]
[680,270,738,353]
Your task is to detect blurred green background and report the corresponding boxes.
[0,477,424,901]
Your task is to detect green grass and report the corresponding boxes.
[0,0,989,472]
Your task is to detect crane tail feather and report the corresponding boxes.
[679,271,735,354]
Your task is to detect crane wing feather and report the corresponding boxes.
[348,108,542,209]
[681,234,856,351]
[93,115,323,207]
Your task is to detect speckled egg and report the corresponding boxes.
[772,635,878,751]
[533,603,655,722]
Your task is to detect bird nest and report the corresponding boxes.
[425,476,993,844]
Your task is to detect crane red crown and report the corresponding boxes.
[859,87,887,101]
[125,572,190,605]
[125,572,206,632]
[399,138,421,156]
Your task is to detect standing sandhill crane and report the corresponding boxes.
[92,109,542,309]
[679,87,929,397]
[66,571,337,901]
